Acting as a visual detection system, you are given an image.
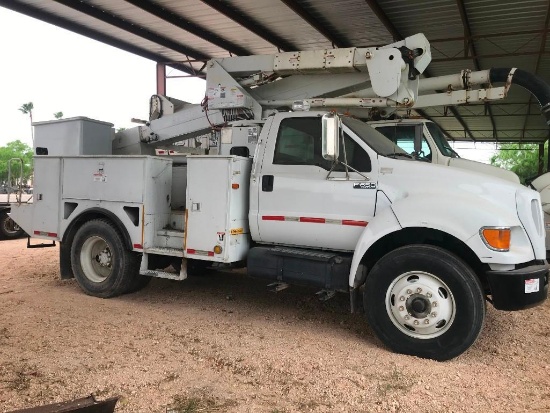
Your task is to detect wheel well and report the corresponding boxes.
[59,208,134,280]
[362,227,486,287]
[63,208,133,249]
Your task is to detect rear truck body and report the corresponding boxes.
[9,111,549,361]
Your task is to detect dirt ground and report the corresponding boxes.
[0,238,549,413]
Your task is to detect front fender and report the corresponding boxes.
[349,193,402,287]
[349,191,535,288]
[391,193,534,265]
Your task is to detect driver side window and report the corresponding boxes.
[273,117,371,172]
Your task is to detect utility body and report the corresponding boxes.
[8,33,550,360]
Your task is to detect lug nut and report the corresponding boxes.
[404,315,410,320]
[399,306,405,311]
[424,319,430,324]
[432,302,438,307]
[406,289,413,294]
[400,296,405,301]
[426,292,432,298]
[431,312,437,317]
[414,320,419,325]
[416,287,422,293]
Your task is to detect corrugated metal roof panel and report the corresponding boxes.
[3,0,550,143]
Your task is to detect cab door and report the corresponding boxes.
[255,113,378,251]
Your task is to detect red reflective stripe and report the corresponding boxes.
[299,217,325,224]
[33,230,57,237]
[208,251,214,257]
[187,249,196,254]
[262,215,285,221]
[133,243,143,249]
[342,220,368,227]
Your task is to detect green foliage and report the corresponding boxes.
[19,102,35,142]
[18,102,34,115]
[490,143,547,183]
[53,111,63,119]
[0,140,34,185]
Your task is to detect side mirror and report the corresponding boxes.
[322,113,340,161]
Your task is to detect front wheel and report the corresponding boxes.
[364,245,485,361]
[0,211,25,240]
[70,219,144,298]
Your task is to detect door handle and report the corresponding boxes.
[262,175,274,192]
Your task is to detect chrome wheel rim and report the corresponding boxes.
[385,271,456,339]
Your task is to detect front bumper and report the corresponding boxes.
[486,263,549,310]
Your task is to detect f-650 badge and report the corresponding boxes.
[353,182,376,189]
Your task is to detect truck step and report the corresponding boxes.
[144,247,184,257]
[140,268,187,281]
[156,229,185,238]
[315,289,336,301]
[267,282,289,292]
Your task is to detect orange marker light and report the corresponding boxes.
[232,183,239,189]
[481,228,511,251]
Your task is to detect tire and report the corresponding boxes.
[0,211,25,240]
[70,219,144,298]
[364,244,485,361]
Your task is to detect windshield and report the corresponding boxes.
[342,117,410,157]
[426,122,460,158]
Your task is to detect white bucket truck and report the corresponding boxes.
[8,33,550,360]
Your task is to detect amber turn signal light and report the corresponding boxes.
[481,227,511,251]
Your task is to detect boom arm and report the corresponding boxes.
[113,32,550,154]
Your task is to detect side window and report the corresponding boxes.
[375,125,432,160]
[273,118,320,165]
[273,117,371,172]
[336,133,371,172]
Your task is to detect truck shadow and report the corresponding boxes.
[119,268,377,346]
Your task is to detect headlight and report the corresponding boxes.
[480,227,511,251]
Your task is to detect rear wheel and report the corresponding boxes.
[0,211,24,240]
[70,219,145,297]
[364,244,485,361]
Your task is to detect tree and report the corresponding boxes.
[490,143,547,183]
[18,102,34,143]
[53,111,64,119]
[0,140,34,186]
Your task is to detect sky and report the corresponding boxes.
[0,7,496,163]
[0,7,205,148]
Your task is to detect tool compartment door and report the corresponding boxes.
[185,156,251,262]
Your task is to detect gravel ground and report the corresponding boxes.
[1,237,549,412]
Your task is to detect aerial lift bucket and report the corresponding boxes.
[6,395,119,413]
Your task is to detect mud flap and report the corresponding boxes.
[7,395,119,413]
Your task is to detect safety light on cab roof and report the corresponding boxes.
[480,227,511,252]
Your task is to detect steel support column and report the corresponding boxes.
[156,63,166,96]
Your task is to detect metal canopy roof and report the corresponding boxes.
[1,0,549,144]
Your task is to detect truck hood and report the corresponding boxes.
[376,157,545,259]
[377,156,532,224]
[447,157,520,184]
